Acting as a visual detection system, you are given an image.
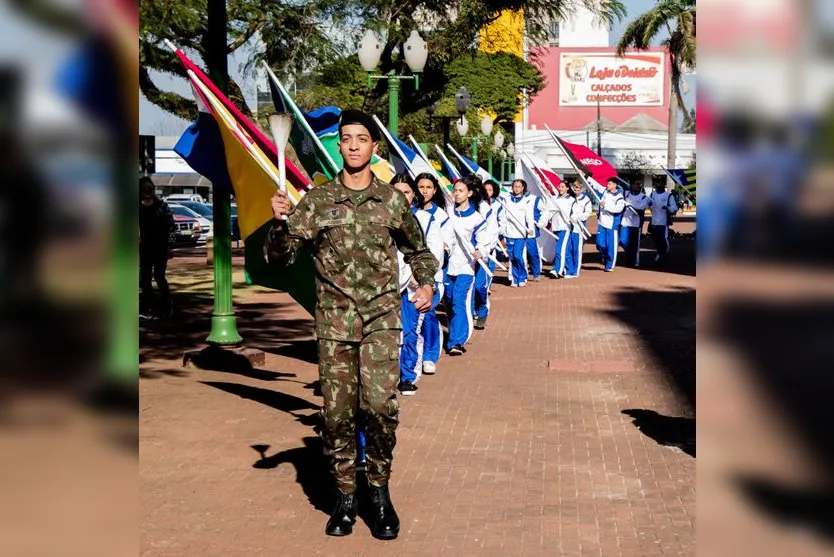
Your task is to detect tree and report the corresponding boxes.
[681,108,695,134]
[139,0,342,120]
[139,0,625,121]
[615,152,653,186]
[616,0,695,129]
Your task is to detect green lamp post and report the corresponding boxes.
[205,0,242,345]
[358,30,428,137]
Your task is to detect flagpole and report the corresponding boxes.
[262,62,340,177]
[408,135,431,165]
[520,154,590,240]
[543,125,601,204]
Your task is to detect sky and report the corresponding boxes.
[138,0,697,136]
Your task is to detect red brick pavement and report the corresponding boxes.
[141,229,695,556]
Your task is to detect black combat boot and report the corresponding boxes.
[369,484,400,540]
[325,492,357,536]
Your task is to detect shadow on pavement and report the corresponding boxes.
[734,476,834,542]
[140,292,313,365]
[603,286,695,410]
[251,437,332,515]
[621,409,695,457]
[200,381,319,414]
[711,298,834,482]
[267,339,318,364]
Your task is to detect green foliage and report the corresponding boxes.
[140,0,624,125]
[444,51,545,123]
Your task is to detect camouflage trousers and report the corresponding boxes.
[318,328,401,494]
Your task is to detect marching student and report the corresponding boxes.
[472,179,502,330]
[619,180,650,267]
[390,173,427,396]
[538,180,576,278]
[445,175,489,356]
[588,176,625,272]
[501,179,535,287]
[525,190,545,281]
[564,179,593,278]
[414,172,452,376]
[648,182,679,265]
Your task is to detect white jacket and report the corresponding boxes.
[598,189,625,229]
[477,200,500,254]
[648,191,678,226]
[622,191,650,228]
[446,203,489,276]
[397,251,418,300]
[538,194,576,232]
[415,203,450,284]
[574,194,593,228]
[499,193,534,239]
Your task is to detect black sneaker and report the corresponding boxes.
[474,316,486,330]
[397,381,418,396]
[448,345,464,356]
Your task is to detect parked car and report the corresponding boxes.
[172,214,199,247]
[177,201,213,220]
[165,193,206,204]
[178,200,241,241]
[168,203,213,244]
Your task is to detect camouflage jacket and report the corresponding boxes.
[264,175,438,342]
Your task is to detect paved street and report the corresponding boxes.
[141,220,695,556]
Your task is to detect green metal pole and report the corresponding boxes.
[206,0,242,345]
[488,156,493,176]
[472,138,477,163]
[108,152,137,382]
[388,72,399,137]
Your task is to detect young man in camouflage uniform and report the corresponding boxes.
[265,110,438,540]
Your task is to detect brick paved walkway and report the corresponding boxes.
[141,222,695,556]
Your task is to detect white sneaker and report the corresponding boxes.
[422,361,437,375]
[519,281,528,287]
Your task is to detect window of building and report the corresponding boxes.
[548,21,560,46]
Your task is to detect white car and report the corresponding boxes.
[165,193,206,204]
[169,203,213,244]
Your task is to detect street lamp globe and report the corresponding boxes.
[358,30,382,71]
[403,30,428,73]
[456,117,469,137]
[455,87,471,116]
[494,130,504,149]
[480,115,493,136]
[506,143,515,157]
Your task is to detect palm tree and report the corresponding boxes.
[616,0,695,128]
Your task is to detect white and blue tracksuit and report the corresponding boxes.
[397,250,423,384]
[500,193,535,286]
[415,203,451,365]
[446,203,489,350]
[525,195,544,278]
[565,193,593,276]
[472,200,501,320]
[538,194,577,276]
[589,179,625,270]
[620,190,649,267]
[648,190,678,263]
